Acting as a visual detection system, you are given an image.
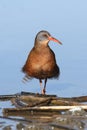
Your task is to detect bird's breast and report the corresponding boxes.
[23,47,58,78]
[30,48,56,70]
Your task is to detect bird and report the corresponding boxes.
[22,30,62,94]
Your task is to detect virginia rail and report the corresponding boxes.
[22,30,62,94]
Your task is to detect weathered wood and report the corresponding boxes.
[3,105,87,114]
[1,91,87,129]
[3,108,59,117]
[50,123,75,130]
[58,96,87,102]
[0,94,18,101]
[0,115,32,123]
[11,97,51,107]
[0,91,87,103]
[1,91,87,117]
[21,91,57,97]
[1,92,87,110]
[36,105,87,110]
[50,99,84,106]
[0,91,56,101]
[11,96,85,108]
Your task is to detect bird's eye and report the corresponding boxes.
[43,34,48,38]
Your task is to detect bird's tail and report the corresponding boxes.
[22,74,32,83]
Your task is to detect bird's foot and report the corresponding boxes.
[41,88,46,95]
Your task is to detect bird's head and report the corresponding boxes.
[34,30,62,47]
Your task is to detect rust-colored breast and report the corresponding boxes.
[22,46,60,79]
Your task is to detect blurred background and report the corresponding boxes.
[0,0,87,97]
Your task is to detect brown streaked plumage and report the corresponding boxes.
[22,30,62,94]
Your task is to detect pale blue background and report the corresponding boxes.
[0,0,87,96]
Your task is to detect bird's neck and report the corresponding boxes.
[34,40,49,48]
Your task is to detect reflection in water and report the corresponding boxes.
[0,116,87,130]
[2,125,12,130]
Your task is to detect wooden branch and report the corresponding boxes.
[21,91,57,97]
[1,91,87,110]
[11,97,51,107]
[0,94,18,101]
[0,115,32,123]
[50,99,83,106]
[3,105,87,114]
[1,91,87,129]
[11,96,85,108]
[0,91,87,103]
[35,105,87,110]
[58,96,87,102]
[0,91,56,101]
[50,123,75,130]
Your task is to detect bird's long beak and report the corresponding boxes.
[48,36,62,45]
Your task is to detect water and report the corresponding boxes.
[0,0,87,129]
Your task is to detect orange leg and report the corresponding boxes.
[39,79,43,94]
[42,78,47,94]
[39,78,47,94]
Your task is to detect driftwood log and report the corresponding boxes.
[1,91,87,130]
[3,105,87,113]
[0,91,87,116]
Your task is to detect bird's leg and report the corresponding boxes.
[39,79,43,94]
[39,79,42,87]
[42,78,47,94]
